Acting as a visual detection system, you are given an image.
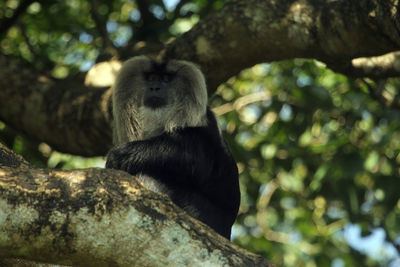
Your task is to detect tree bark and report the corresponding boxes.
[0,56,113,156]
[0,0,399,156]
[0,143,271,266]
[164,0,400,89]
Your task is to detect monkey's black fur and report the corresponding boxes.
[106,108,240,239]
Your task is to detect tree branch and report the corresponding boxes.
[212,91,271,116]
[136,0,154,26]
[350,52,400,78]
[0,144,271,267]
[164,0,400,90]
[1,0,400,156]
[0,55,113,156]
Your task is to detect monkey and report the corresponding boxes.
[106,56,240,239]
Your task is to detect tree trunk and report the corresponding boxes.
[0,143,271,266]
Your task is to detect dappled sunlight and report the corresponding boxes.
[211,59,400,266]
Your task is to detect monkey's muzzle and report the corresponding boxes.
[144,84,168,109]
[144,96,167,109]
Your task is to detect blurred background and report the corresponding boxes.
[1,0,399,266]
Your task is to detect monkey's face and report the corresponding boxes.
[113,56,208,141]
[142,71,171,109]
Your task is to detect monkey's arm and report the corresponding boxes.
[106,126,240,228]
[106,127,216,186]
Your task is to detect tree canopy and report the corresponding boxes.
[0,0,399,266]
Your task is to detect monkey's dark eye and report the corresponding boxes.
[145,72,173,82]
[147,73,158,81]
[161,74,172,82]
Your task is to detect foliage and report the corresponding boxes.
[0,0,226,77]
[211,61,400,266]
[1,0,399,266]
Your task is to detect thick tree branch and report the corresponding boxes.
[0,55,113,156]
[164,0,400,89]
[0,142,30,168]
[1,0,400,156]
[0,144,271,266]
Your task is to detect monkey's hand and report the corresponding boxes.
[105,142,137,172]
